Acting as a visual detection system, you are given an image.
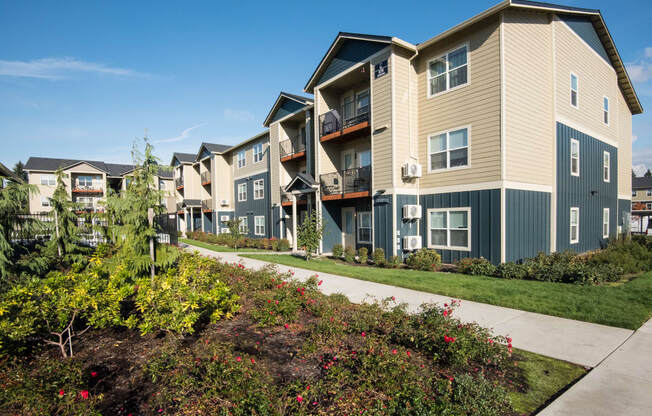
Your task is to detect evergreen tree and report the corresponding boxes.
[47,169,85,263]
[297,211,325,260]
[12,161,27,182]
[645,169,652,178]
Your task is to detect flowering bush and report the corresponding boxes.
[406,248,442,271]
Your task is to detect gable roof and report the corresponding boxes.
[0,162,20,182]
[633,176,652,190]
[284,172,319,193]
[171,152,196,166]
[25,157,110,173]
[263,92,313,127]
[202,142,232,154]
[416,0,642,114]
[304,32,416,92]
[227,130,270,153]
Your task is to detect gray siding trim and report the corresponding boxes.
[505,189,551,262]
[419,189,501,264]
[318,39,387,85]
[234,171,271,238]
[556,122,618,252]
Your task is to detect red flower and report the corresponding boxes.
[236,356,242,362]
[443,310,448,317]
[80,390,89,399]
[250,358,256,364]
[58,389,65,397]
[361,332,366,337]
[391,296,396,301]
[392,349,397,354]
[318,280,323,286]
[90,371,97,377]
[284,323,289,329]
[406,351,411,357]
[297,395,303,403]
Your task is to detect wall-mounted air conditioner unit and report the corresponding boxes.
[403,235,422,251]
[220,215,230,222]
[402,162,422,179]
[220,199,229,206]
[220,228,230,233]
[402,204,422,220]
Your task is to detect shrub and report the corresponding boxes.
[588,236,652,274]
[387,255,402,268]
[497,262,528,279]
[277,238,290,251]
[332,243,344,258]
[451,374,511,416]
[406,248,442,271]
[358,247,368,264]
[372,248,386,266]
[344,246,356,263]
[456,257,497,276]
[270,238,279,251]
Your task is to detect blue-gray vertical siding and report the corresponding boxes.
[216,211,234,233]
[234,171,271,238]
[395,194,419,258]
[271,205,281,239]
[202,212,213,233]
[373,194,393,259]
[505,189,551,262]
[419,189,501,264]
[318,39,387,85]
[321,198,372,253]
[556,122,618,252]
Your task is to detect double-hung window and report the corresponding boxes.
[239,216,248,234]
[570,73,578,108]
[570,138,580,176]
[237,150,246,168]
[78,175,93,188]
[41,174,56,186]
[602,208,610,238]
[648,189,652,197]
[254,216,265,236]
[428,45,468,96]
[428,127,469,171]
[253,179,264,200]
[603,96,609,125]
[356,89,370,115]
[237,183,247,202]
[159,179,166,190]
[427,208,471,251]
[253,143,264,163]
[603,151,610,182]
[570,207,579,244]
[41,196,50,207]
[357,211,372,243]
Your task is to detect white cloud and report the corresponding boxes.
[0,57,149,79]
[632,146,652,168]
[633,164,648,177]
[224,108,254,122]
[155,123,206,144]
[633,135,638,142]
[626,47,652,83]
[646,47,652,59]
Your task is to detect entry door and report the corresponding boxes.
[342,207,355,249]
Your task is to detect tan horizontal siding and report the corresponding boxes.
[371,53,393,190]
[617,90,632,196]
[269,123,281,204]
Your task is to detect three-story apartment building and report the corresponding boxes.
[631,176,652,233]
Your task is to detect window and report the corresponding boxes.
[357,212,372,243]
[632,190,636,197]
[237,150,246,168]
[77,175,93,187]
[253,179,264,200]
[254,216,265,236]
[647,203,652,210]
[41,174,56,186]
[570,207,579,244]
[41,196,50,207]
[159,179,166,190]
[359,150,371,167]
[342,95,354,120]
[427,207,471,251]
[647,189,652,197]
[356,89,370,115]
[428,127,469,171]
[239,217,248,234]
[603,151,610,182]
[602,208,609,238]
[253,143,264,163]
[428,45,468,96]
[603,96,609,124]
[570,138,580,176]
[570,73,578,108]
[237,183,247,201]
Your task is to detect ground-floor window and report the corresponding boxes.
[357,211,372,243]
[570,207,579,244]
[427,207,471,251]
[254,215,265,236]
[602,208,609,238]
[239,216,248,234]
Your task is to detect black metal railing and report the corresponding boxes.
[201,198,212,211]
[175,177,184,189]
[279,136,307,160]
[319,107,370,138]
[320,165,371,196]
[200,171,211,184]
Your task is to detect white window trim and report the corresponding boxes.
[237,150,246,169]
[603,96,609,126]
[603,151,610,183]
[239,216,248,234]
[237,183,247,202]
[570,138,580,177]
[426,42,471,99]
[254,215,265,236]
[426,207,471,251]
[426,125,472,173]
[602,208,610,239]
[570,207,580,244]
[357,211,372,244]
[41,196,50,207]
[41,173,56,186]
[570,72,579,109]
[253,179,264,200]
[253,143,264,164]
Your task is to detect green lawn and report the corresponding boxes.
[180,238,267,253]
[241,254,652,330]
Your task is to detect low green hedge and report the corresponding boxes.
[186,231,290,251]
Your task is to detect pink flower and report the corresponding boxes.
[80,390,89,399]
[297,395,303,403]
[391,296,396,301]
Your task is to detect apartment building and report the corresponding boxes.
[631,176,652,233]
[24,157,175,214]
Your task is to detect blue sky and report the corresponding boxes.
[1,0,651,174]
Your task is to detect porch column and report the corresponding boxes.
[201,208,205,233]
[292,195,298,252]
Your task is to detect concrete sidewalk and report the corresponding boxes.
[183,244,633,368]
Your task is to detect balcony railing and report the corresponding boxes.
[320,165,371,197]
[201,171,211,185]
[175,177,184,189]
[201,198,212,212]
[319,107,370,139]
[279,136,307,161]
[72,184,103,194]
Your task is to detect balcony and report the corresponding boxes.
[320,166,371,200]
[280,187,308,207]
[201,171,211,186]
[72,184,103,194]
[74,203,104,214]
[201,198,212,213]
[175,177,184,190]
[279,136,307,162]
[319,107,370,144]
